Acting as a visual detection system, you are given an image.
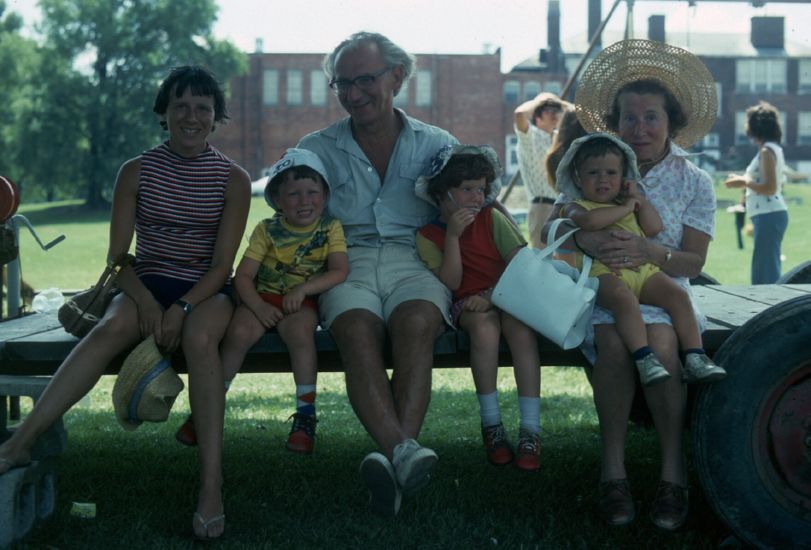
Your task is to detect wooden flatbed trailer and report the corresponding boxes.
[1,283,810,547]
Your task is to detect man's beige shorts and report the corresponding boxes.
[318,243,452,329]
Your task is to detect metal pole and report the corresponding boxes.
[500,0,624,203]
[560,0,625,100]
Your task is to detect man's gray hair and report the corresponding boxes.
[323,31,416,86]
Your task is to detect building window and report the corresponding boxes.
[503,81,519,104]
[263,69,279,106]
[523,81,541,101]
[415,70,432,107]
[735,111,749,145]
[505,134,519,174]
[735,59,787,94]
[310,70,327,106]
[287,70,303,106]
[544,81,562,95]
[702,133,720,148]
[798,112,811,145]
[799,60,811,94]
[715,83,722,117]
[394,80,409,107]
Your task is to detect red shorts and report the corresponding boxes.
[259,292,319,314]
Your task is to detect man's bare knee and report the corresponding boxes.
[389,300,443,339]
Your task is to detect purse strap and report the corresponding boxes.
[536,218,594,290]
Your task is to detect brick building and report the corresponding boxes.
[211,4,811,182]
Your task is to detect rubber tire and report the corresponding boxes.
[777,259,811,284]
[691,294,811,549]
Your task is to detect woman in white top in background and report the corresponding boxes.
[725,101,789,284]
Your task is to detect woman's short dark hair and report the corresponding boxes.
[428,154,495,204]
[570,137,629,183]
[267,166,326,201]
[153,66,228,129]
[605,79,688,139]
[746,101,782,143]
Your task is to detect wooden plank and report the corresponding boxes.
[692,284,810,328]
[2,285,809,376]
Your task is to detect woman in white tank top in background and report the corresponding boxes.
[725,101,789,284]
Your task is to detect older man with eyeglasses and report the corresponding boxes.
[298,31,458,517]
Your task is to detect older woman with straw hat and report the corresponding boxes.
[544,39,718,530]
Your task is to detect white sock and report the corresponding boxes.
[477,391,501,427]
[518,396,540,434]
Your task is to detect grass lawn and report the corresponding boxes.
[18,370,726,549]
[13,183,811,291]
[6,183,810,547]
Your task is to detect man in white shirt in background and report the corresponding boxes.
[514,92,563,248]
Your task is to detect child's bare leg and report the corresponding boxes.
[640,274,726,383]
[277,306,321,454]
[501,311,542,470]
[500,312,540,398]
[458,309,502,395]
[276,307,320,387]
[459,308,513,464]
[596,275,648,352]
[221,304,270,383]
[639,273,701,350]
[598,274,670,387]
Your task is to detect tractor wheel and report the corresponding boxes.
[777,260,811,284]
[692,294,811,548]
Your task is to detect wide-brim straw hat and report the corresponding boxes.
[112,335,184,431]
[575,39,717,149]
[555,133,642,200]
[415,144,503,207]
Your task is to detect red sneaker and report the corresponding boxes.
[286,412,317,454]
[481,423,514,465]
[514,429,540,471]
[175,415,197,447]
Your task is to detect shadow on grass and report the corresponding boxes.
[19,389,728,549]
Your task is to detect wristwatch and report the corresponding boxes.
[174,299,193,315]
[663,248,672,264]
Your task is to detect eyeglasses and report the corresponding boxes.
[329,67,392,95]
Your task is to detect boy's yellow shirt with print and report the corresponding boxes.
[243,215,347,295]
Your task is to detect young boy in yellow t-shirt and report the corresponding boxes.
[176,149,348,454]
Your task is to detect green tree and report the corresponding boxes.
[26,0,246,207]
[0,1,40,184]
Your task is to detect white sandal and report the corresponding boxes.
[193,511,225,540]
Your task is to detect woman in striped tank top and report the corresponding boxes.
[0,66,251,540]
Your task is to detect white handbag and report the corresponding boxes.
[492,218,599,350]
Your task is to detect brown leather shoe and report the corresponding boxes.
[650,480,688,531]
[598,479,636,526]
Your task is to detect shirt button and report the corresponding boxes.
[367,167,373,172]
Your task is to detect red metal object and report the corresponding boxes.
[0,175,21,223]
[755,361,811,514]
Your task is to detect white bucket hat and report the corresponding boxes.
[264,148,331,210]
[555,133,642,200]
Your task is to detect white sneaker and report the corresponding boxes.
[635,353,671,387]
[360,452,401,517]
[683,353,727,384]
[392,439,438,494]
